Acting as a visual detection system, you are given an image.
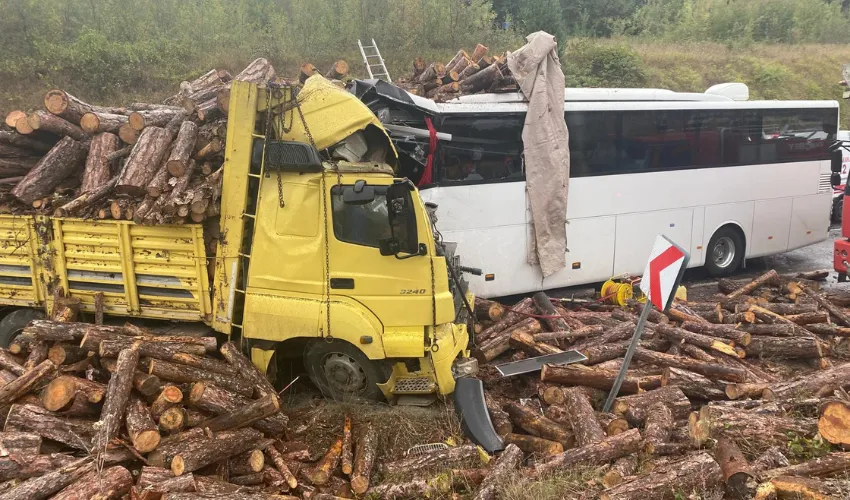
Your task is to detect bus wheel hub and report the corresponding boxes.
[323,353,366,394]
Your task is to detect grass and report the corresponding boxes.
[497,467,602,500]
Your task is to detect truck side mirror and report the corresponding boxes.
[832,172,842,187]
[383,181,421,257]
[831,148,843,174]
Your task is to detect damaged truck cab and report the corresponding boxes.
[213,77,474,401]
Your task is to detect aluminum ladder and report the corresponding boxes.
[357,39,392,83]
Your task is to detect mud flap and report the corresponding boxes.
[453,377,504,454]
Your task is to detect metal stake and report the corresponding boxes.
[602,302,653,412]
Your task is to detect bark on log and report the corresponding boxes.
[326,60,350,80]
[340,414,353,475]
[534,428,641,475]
[166,122,198,177]
[265,444,297,489]
[476,317,542,362]
[0,351,23,377]
[196,393,278,432]
[471,443,521,500]
[42,375,105,411]
[476,297,534,342]
[597,412,630,436]
[502,433,562,457]
[726,270,780,299]
[365,478,450,499]
[484,394,512,436]
[754,475,850,500]
[51,465,132,500]
[510,329,562,357]
[534,326,603,344]
[561,386,605,446]
[0,359,55,404]
[800,283,850,327]
[745,336,826,360]
[533,291,571,333]
[785,311,830,325]
[0,432,40,457]
[100,357,161,396]
[541,363,655,395]
[44,89,125,123]
[98,337,208,359]
[0,453,76,482]
[188,382,288,435]
[379,443,480,477]
[715,437,757,499]
[681,322,751,346]
[351,424,378,494]
[751,446,790,474]
[126,396,161,453]
[4,404,94,450]
[170,427,263,476]
[47,343,86,366]
[235,58,275,83]
[129,109,182,131]
[0,457,94,500]
[633,348,748,382]
[118,123,140,144]
[26,111,86,141]
[818,399,850,446]
[504,402,574,448]
[147,359,253,397]
[689,403,817,448]
[642,402,674,455]
[445,50,469,73]
[759,452,850,479]
[219,342,277,398]
[94,343,139,450]
[0,131,52,153]
[11,137,87,205]
[80,132,120,192]
[599,452,723,500]
[662,367,726,400]
[309,438,343,485]
[416,63,446,84]
[460,64,502,93]
[23,342,47,370]
[474,297,505,322]
[601,456,639,488]
[612,386,691,426]
[229,449,265,475]
[115,127,172,196]
[79,111,128,135]
[658,324,740,357]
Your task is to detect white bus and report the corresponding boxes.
[361,82,839,298]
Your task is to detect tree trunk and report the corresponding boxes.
[129,109,183,131]
[42,375,106,411]
[381,444,480,476]
[4,404,94,450]
[11,137,87,205]
[633,348,748,382]
[534,428,641,475]
[504,402,574,448]
[0,360,55,404]
[751,446,790,474]
[265,444,298,489]
[598,452,723,500]
[680,321,751,346]
[94,344,139,450]
[541,363,654,395]
[416,63,446,84]
[165,121,198,177]
[476,317,542,362]
[533,291,571,333]
[662,367,726,400]
[484,393,512,436]
[561,386,605,446]
[126,396,161,453]
[657,324,740,357]
[0,453,77,482]
[326,60,350,80]
[800,283,850,327]
[170,427,263,476]
[471,443,522,500]
[689,403,817,448]
[80,132,120,192]
[146,359,253,397]
[195,393,278,432]
[460,64,503,93]
[309,438,342,485]
[601,456,639,488]
[51,465,132,500]
[476,297,535,342]
[612,386,691,426]
[228,449,265,475]
[340,414,353,475]
[502,433,562,457]
[818,399,850,446]
[351,424,378,494]
[642,402,673,455]
[115,127,172,196]
[44,89,125,122]
[235,58,275,83]
[0,457,94,500]
[98,338,209,358]
[26,111,86,141]
[759,452,850,479]
[219,342,277,398]
[745,336,826,360]
[100,357,161,396]
[473,298,504,322]
[0,131,53,153]
[445,50,469,73]
[187,382,288,435]
[714,437,756,499]
[510,329,563,357]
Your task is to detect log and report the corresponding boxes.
[759,452,850,479]
[662,367,726,400]
[502,433,562,457]
[350,424,378,494]
[340,414,353,475]
[98,337,208,359]
[366,478,450,499]
[0,131,52,153]
[326,60,350,80]
[601,456,639,488]
[228,449,265,475]
[751,446,790,474]
[633,348,748,382]
[755,475,850,500]
[0,359,55,404]
[541,363,655,395]
[309,437,342,485]
[534,326,603,344]
[170,427,263,475]
[799,283,850,327]
[0,352,23,377]
[4,111,25,129]
[234,58,274,83]
[642,402,673,455]
[658,323,740,357]
[119,123,140,144]
[470,43,489,62]
[47,343,86,366]
[484,394,512,436]
[599,452,723,500]
[471,443,521,500]
[476,297,534,342]
[0,432,40,457]
[504,402,573,448]
[818,399,850,446]
[25,111,85,141]
[11,137,87,205]
[126,396,161,453]
[460,63,503,93]
[0,457,94,500]
[166,122,198,177]
[23,342,47,371]
[596,412,630,436]
[805,323,850,337]
[299,63,317,84]
[147,359,253,397]
[509,329,562,357]
[445,50,468,73]
[612,386,691,426]
[188,382,288,435]
[561,386,604,446]
[158,406,186,433]
[4,404,94,450]
[100,357,161,396]
[78,111,127,135]
[533,291,571,333]
[51,465,132,500]
[459,62,480,80]
[534,428,641,475]
[416,63,446,84]
[196,393,278,432]
[725,270,780,299]
[129,109,182,131]
[42,375,105,411]
[0,453,76,482]
[115,126,172,196]
[79,132,120,192]
[44,89,125,123]
[745,335,826,360]
[93,343,140,450]
[473,297,505,322]
[785,311,830,325]
[265,444,297,489]
[219,342,277,398]
[689,403,817,448]
[681,322,751,346]
[715,437,756,499]
[476,317,542,362]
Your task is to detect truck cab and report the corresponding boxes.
[213,78,475,401]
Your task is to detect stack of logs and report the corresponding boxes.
[395,43,518,101]
[457,268,850,499]
[0,57,277,224]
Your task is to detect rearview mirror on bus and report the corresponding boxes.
[831,148,843,174]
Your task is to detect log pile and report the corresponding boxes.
[0,59,277,223]
[392,43,519,101]
[461,270,850,499]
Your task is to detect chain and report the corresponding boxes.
[276,171,285,208]
[429,251,437,345]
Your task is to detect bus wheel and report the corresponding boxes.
[303,340,390,402]
[705,226,744,277]
[0,309,45,348]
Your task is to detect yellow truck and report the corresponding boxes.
[0,77,477,402]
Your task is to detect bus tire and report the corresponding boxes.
[303,339,390,402]
[0,309,45,348]
[705,226,745,277]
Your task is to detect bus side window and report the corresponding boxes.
[435,115,524,183]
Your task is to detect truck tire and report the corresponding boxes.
[0,309,45,348]
[832,196,843,225]
[705,226,745,277]
[303,340,390,402]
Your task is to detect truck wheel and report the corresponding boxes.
[833,196,843,225]
[705,226,745,277]
[303,340,390,402]
[0,309,45,348]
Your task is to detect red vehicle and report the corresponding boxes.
[832,146,850,280]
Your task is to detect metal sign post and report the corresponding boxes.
[602,235,689,412]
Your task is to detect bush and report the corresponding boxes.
[563,39,648,87]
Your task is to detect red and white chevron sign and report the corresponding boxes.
[639,235,690,312]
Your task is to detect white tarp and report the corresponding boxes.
[508,31,570,278]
